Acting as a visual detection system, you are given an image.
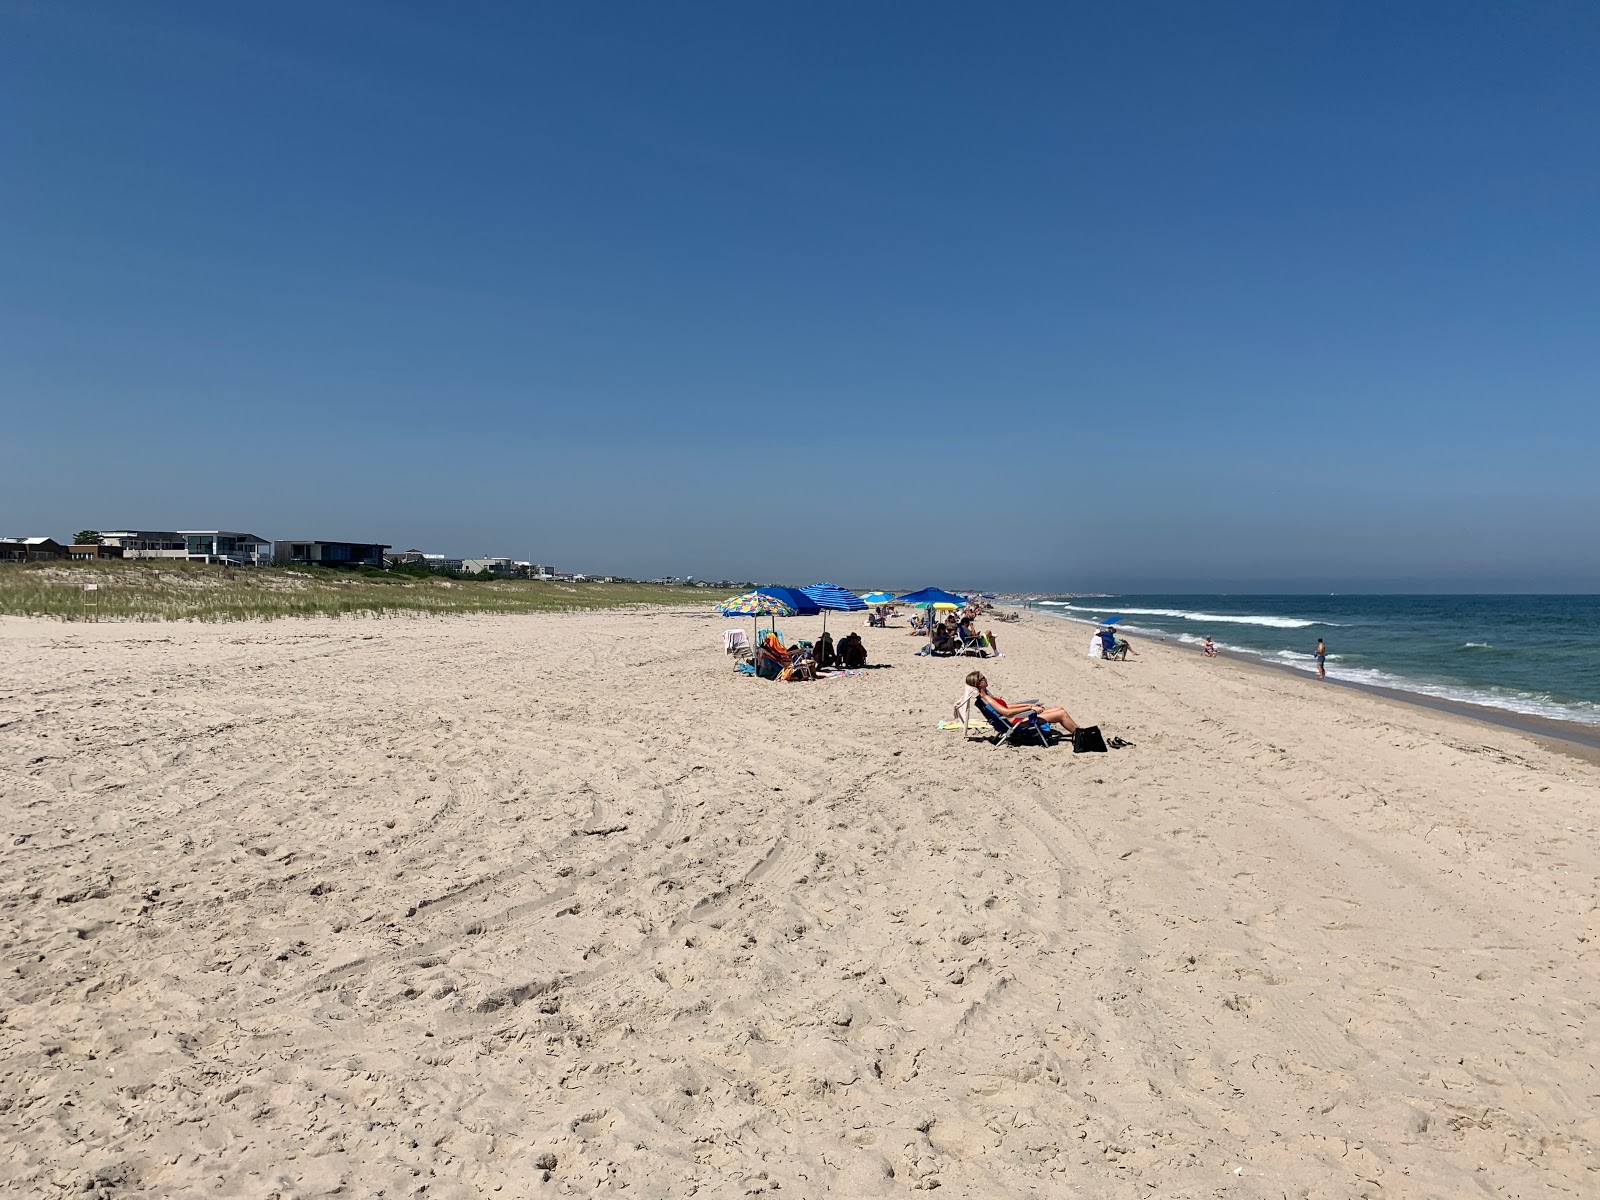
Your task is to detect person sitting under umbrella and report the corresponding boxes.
[837,632,867,668]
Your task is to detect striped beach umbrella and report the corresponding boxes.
[800,582,867,634]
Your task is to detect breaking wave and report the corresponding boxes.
[1037,601,1326,629]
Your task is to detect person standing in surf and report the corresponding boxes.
[1315,637,1326,680]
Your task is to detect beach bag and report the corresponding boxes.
[1072,725,1107,753]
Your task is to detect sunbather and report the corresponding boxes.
[966,670,1080,735]
[958,616,998,656]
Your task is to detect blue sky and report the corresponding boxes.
[4,2,1598,590]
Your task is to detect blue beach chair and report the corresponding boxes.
[975,696,1059,748]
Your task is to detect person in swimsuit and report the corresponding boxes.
[1202,636,1217,657]
[1315,638,1326,680]
[967,671,1081,735]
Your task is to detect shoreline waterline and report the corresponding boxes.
[1018,603,1600,759]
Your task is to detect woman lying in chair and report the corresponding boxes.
[966,670,1081,736]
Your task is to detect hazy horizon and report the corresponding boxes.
[5,3,1598,592]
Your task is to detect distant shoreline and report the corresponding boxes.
[1017,604,1600,763]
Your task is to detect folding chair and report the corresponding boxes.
[973,695,1058,748]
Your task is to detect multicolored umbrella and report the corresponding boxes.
[718,590,796,647]
[718,591,795,616]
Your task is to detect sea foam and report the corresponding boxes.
[1039,601,1325,629]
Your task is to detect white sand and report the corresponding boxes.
[1,607,1596,1198]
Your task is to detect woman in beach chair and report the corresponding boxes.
[967,670,1081,738]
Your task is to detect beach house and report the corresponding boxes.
[0,537,67,562]
[460,556,519,576]
[273,539,391,568]
[69,543,125,560]
[99,531,187,556]
[100,530,272,565]
[387,549,464,572]
[179,531,272,565]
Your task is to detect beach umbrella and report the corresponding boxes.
[860,591,895,605]
[895,587,970,653]
[800,582,867,634]
[756,586,821,616]
[717,590,796,646]
[896,587,968,607]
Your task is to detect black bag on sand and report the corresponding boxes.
[1072,725,1108,753]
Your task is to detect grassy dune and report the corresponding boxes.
[0,562,705,622]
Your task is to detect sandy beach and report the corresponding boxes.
[2,606,1596,1198]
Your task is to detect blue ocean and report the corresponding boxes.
[1028,595,1600,727]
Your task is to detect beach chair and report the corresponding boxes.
[974,695,1058,748]
[724,628,752,657]
[755,632,791,680]
[954,630,994,657]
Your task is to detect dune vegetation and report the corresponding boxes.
[0,561,703,622]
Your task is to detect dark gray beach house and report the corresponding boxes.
[273,539,391,568]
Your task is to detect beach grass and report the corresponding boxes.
[0,561,707,622]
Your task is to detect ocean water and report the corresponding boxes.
[1028,595,1600,726]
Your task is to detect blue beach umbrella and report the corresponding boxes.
[800,582,867,634]
[896,587,968,608]
[895,587,970,652]
[860,591,895,605]
[756,586,821,616]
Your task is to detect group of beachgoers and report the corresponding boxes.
[908,599,1016,658]
[741,628,869,681]
[733,598,1017,683]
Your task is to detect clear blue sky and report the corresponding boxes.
[4,2,1598,591]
